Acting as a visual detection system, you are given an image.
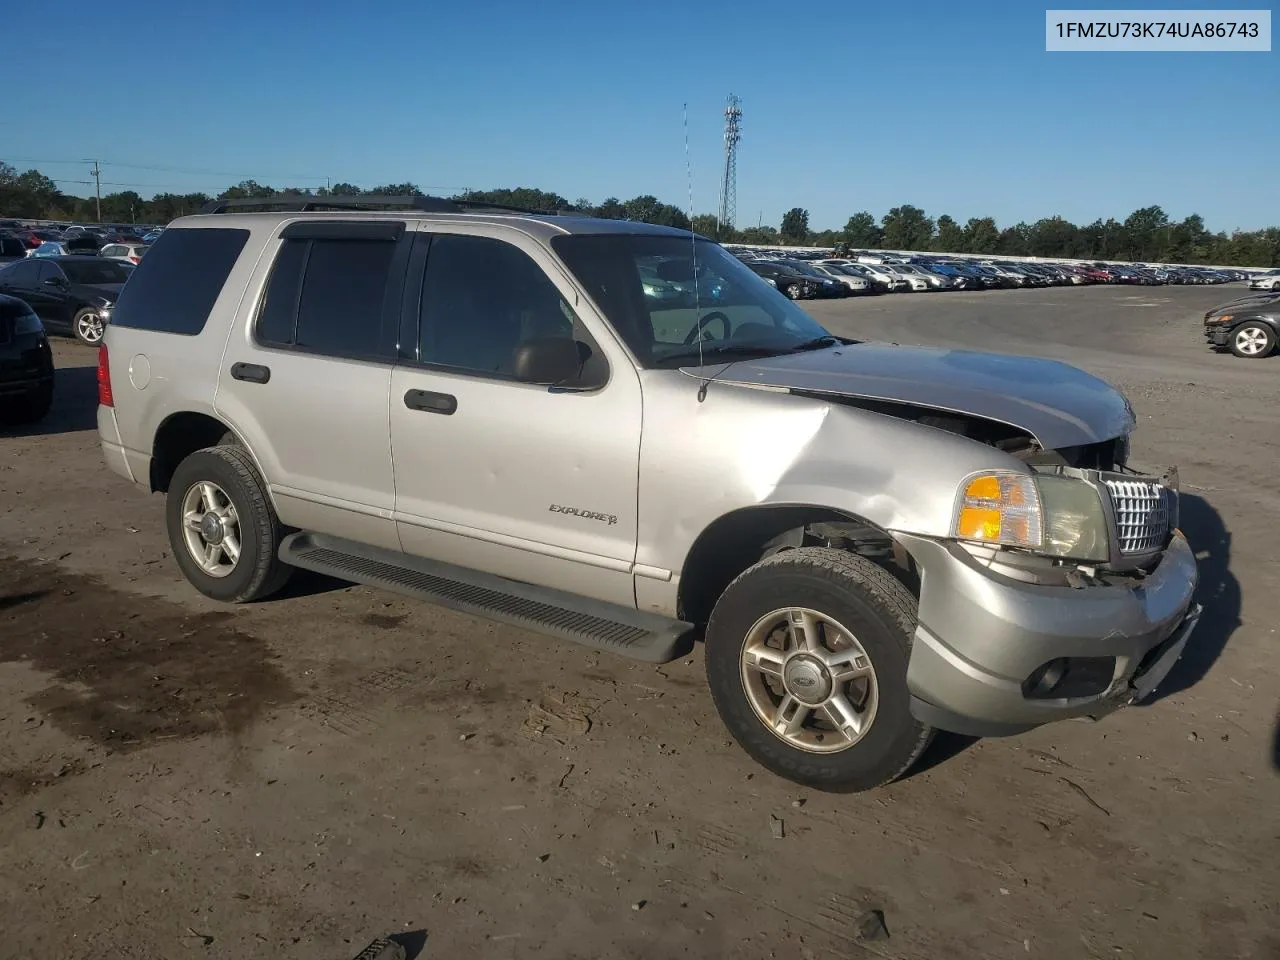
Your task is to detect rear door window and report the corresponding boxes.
[1,260,39,285]
[255,236,400,361]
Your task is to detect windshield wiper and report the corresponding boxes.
[786,336,842,352]
[662,336,848,367]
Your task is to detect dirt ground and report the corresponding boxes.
[1,284,1277,960]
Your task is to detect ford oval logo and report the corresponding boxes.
[792,676,816,688]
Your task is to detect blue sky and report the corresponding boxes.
[3,0,1276,231]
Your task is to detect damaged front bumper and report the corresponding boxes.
[893,524,1201,738]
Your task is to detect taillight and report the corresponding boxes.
[97,344,114,407]
[129,256,140,264]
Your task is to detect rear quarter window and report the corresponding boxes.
[109,227,250,336]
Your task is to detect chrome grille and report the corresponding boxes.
[1104,478,1171,555]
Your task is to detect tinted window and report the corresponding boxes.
[417,234,578,377]
[0,237,28,256]
[101,245,124,257]
[255,239,306,345]
[110,227,249,336]
[255,238,396,360]
[0,260,38,285]
[61,259,133,285]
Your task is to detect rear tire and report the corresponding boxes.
[166,445,293,603]
[705,547,934,792]
[784,283,803,300]
[1229,322,1276,359]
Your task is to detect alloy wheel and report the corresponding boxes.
[180,480,242,577]
[739,607,879,754]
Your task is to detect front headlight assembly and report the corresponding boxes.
[953,470,1110,563]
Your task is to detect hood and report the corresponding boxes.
[1208,294,1280,317]
[685,342,1135,450]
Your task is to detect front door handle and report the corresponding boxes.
[404,389,457,415]
[230,362,271,384]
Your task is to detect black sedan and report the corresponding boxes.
[0,293,54,425]
[0,255,131,345]
[776,259,851,298]
[743,261,819,300]
[1204,301,1278,358]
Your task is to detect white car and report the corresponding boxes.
[827,260,909,292]
[1248,270,1280,290]
[870,263,924,291]
[100,242,150,265]
[808,263,871,293]
[889,263,944,291]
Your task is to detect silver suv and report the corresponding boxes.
[97,196,1201,791]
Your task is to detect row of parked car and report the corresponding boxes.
[730,248,1249,299]
[0,220,161,267]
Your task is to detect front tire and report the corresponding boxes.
[166,445,293,603]
[1229,322,1276,359]
[73,308,106,346]
[705,547,933,792]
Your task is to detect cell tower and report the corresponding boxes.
[717,94,742,234]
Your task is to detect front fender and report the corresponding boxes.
[762,401,1032,537]
[635,378,1032,583]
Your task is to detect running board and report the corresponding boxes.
[279,532,694,663]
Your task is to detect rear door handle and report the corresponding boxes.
[404,389,457,415]
[230,362,271,384]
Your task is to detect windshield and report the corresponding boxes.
[552,234,834,367]
[61,259,132,285]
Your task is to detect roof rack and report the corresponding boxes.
[199,194,571,217]
[201,195,459,215]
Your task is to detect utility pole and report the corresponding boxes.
[90,160,102,222]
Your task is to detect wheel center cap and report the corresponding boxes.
[200,513,225,545]
[784,655,832,706]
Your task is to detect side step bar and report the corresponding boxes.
[279,532,694,663]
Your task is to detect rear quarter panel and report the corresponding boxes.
[103,224,272,480]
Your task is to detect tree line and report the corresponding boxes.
[2,162,1276,266]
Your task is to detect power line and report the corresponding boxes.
[50,177,206,190]
[4,156,330,182]
[8,156,470,194]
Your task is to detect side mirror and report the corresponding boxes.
[511,337,584,386]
